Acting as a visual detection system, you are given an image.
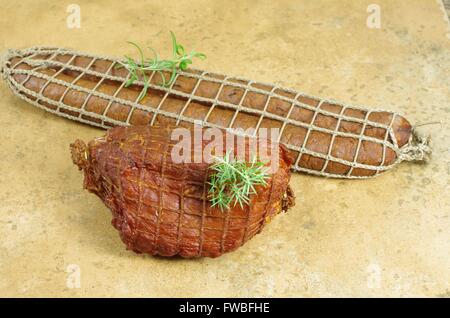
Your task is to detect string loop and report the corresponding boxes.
[399,129,432,162]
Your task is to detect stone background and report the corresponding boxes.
[0,0,449,297]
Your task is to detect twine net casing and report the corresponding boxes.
[71,125,295,258]
[0,47,431,179]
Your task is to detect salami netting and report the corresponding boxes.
[71,125,294,257]
[1,47,431,179]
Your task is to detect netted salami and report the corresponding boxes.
[1,47,431,178]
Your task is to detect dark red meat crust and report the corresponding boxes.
[71,125,294,258]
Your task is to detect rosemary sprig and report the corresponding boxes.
[208,153,270,211]
[117,31,206,101]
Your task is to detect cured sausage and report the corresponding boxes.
[1,47,431,178]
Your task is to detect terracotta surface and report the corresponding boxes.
[0,0,449,297]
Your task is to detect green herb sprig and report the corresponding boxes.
[117,31,206,101]
[208,153,270,211]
